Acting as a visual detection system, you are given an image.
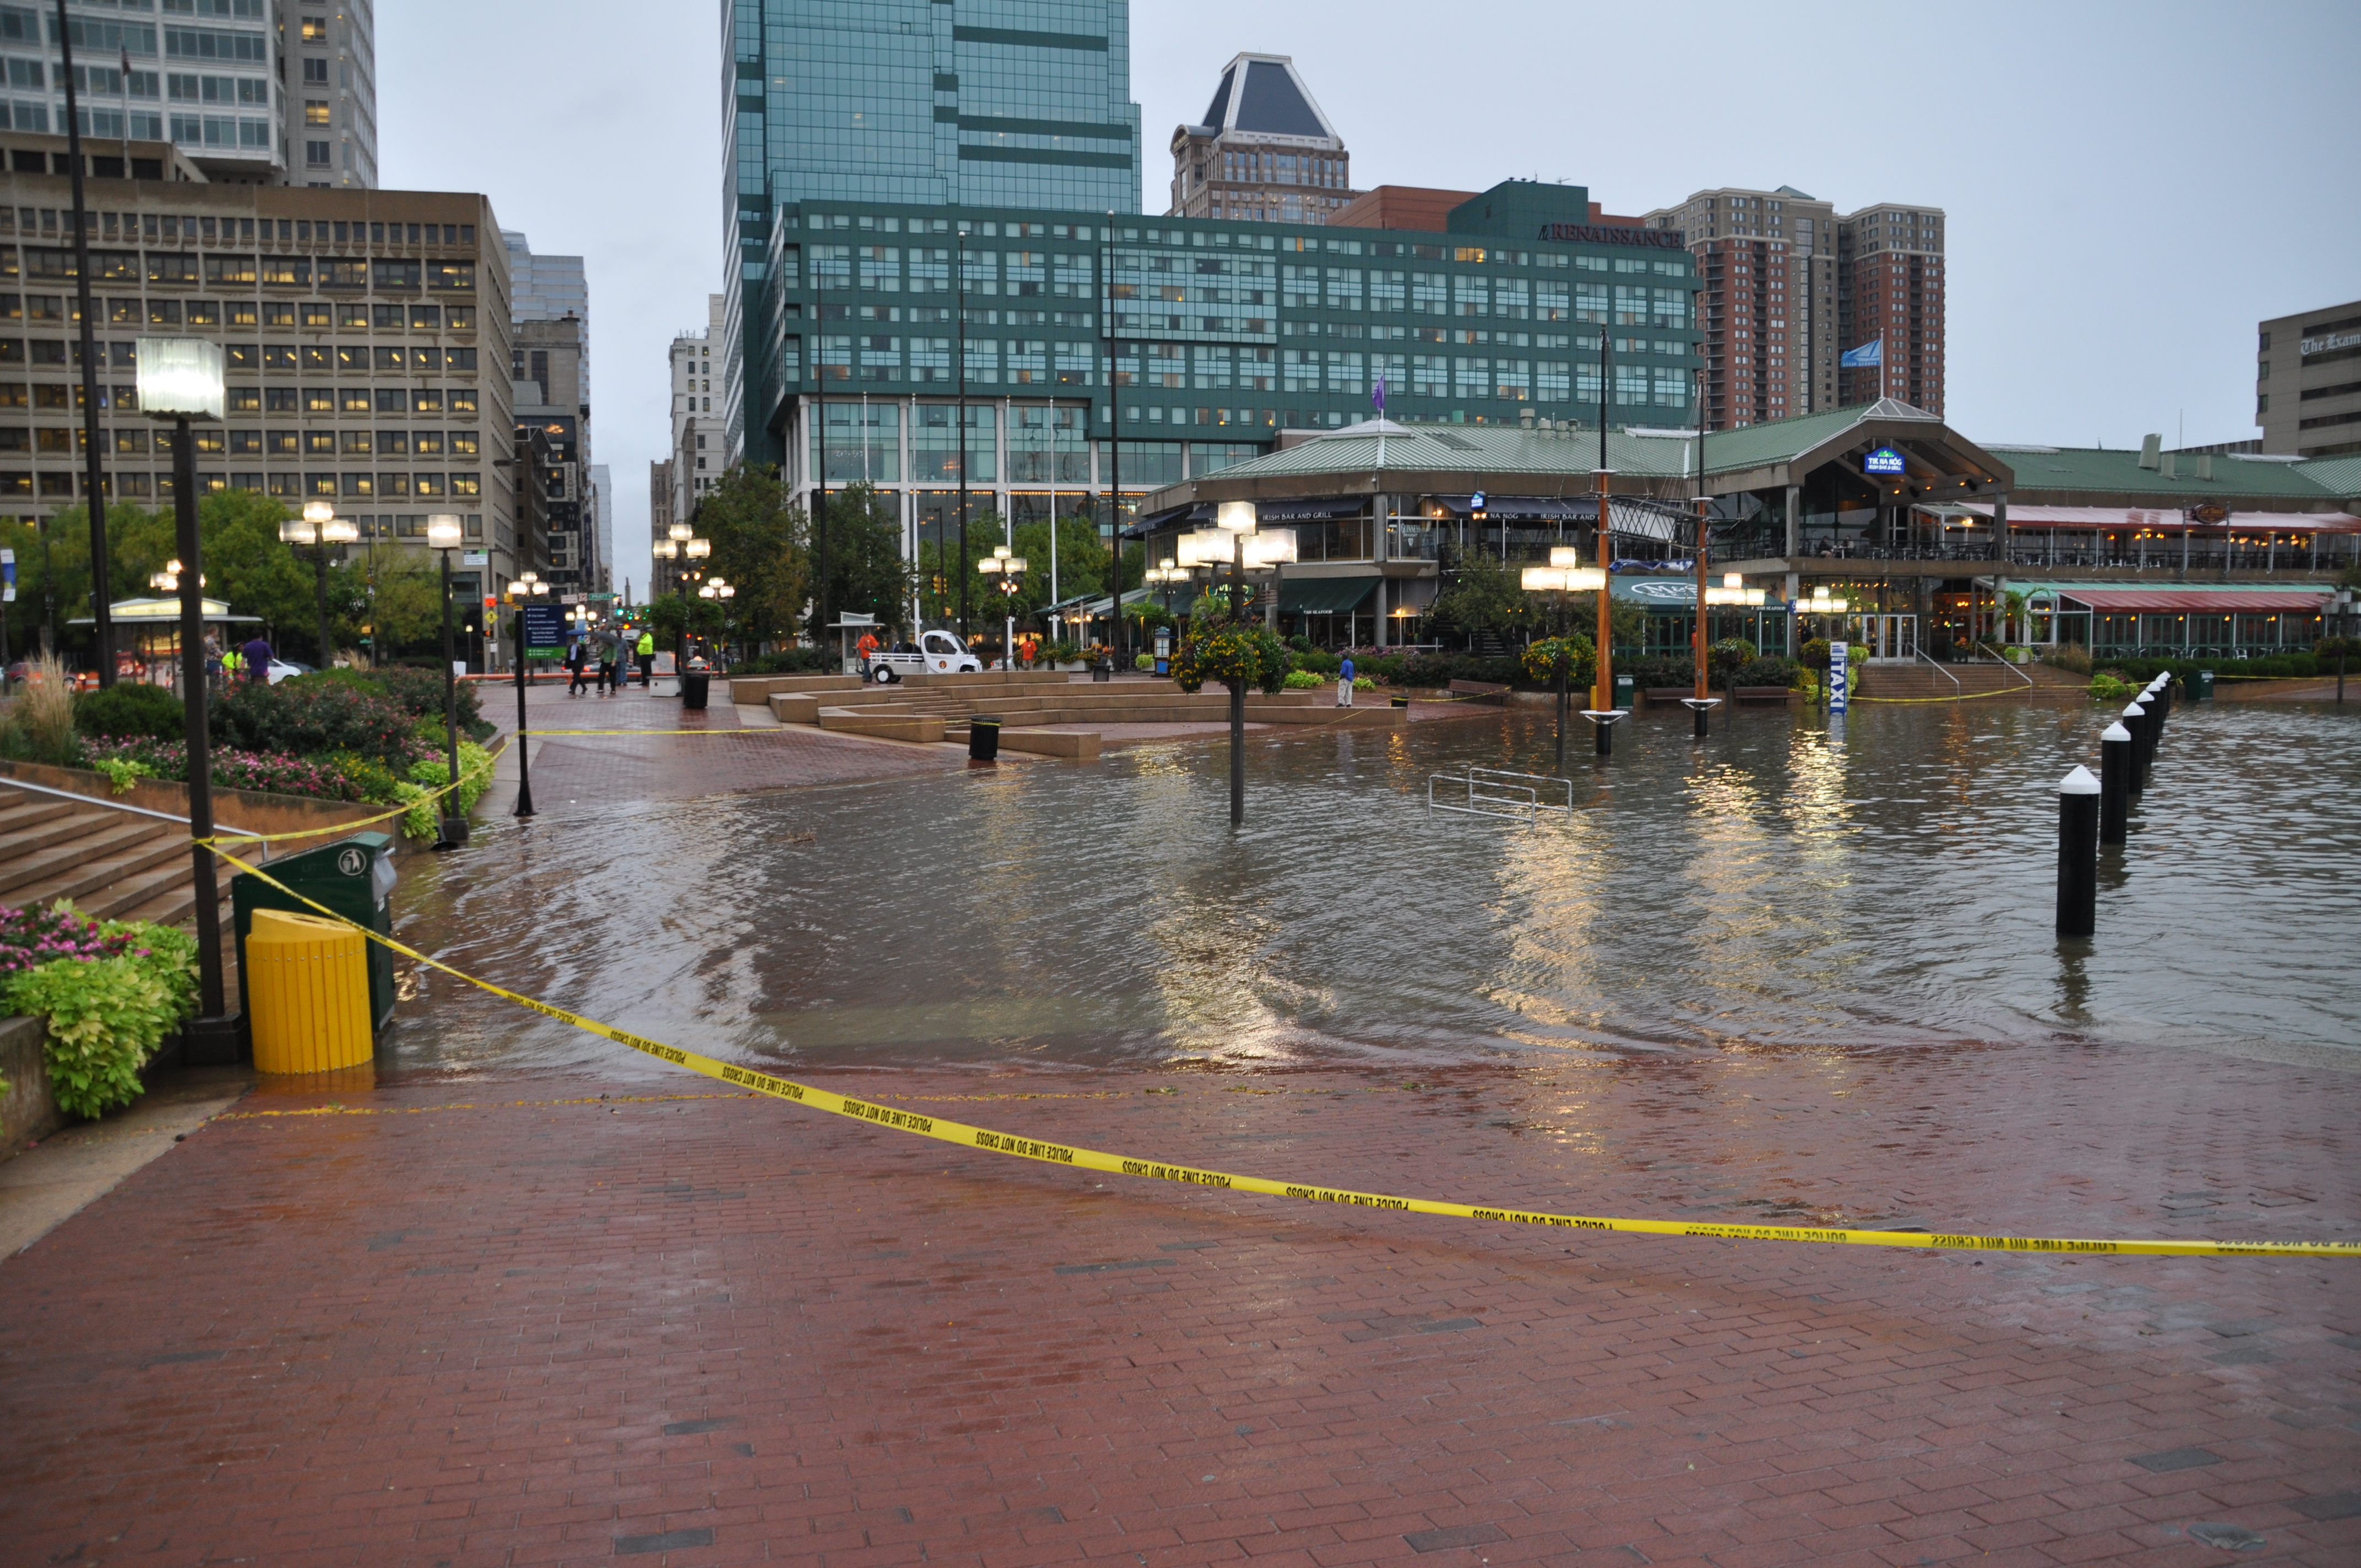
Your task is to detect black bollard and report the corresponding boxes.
[2056,765,2100,937]
[968,716,1000,763]
[2151,674,2172,724]
[1584,709,1620,757]
[2122,700,2150,794]
[2099,721,2131,845]
[1682,696,1715,739]
[2136,692,2162,784]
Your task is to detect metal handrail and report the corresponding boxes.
[1914,648,1961,694]
[0,772,265,837]
[1968,642,2034,686]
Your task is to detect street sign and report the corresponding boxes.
[520,601,566,652]
[462,550,489,567]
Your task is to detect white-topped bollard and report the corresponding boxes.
[2057,764,2101,937]
[2123,700,2150,794]
[2099,721,2132,845]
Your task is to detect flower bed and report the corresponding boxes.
[0,902,198,1119]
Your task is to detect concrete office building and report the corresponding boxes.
[1,1,376,189]
[0,132,515,581]
[586,461,611,594]
[504,231,596,590]
[1166,54,1356,226]
[1640,187,1837,430]
[722,0,1144,469]
[748,180,1700,590]
[648,456,674,596]
[2257,298,2361,458]
[1835,202,1945,416]
[668,292,721,529]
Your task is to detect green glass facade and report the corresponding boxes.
[750,193,1702,503]
[724,2,1143,464]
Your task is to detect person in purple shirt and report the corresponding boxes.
[242,635,272,684]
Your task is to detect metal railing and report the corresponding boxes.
[1427,767,1574,825]
[1966,642,2034,685]
[1914,648,1961,694]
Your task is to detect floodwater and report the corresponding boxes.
[383,696,2361,1085]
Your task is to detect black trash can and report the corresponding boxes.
[230,831,399,1036]
[969,717,1000,761]
[2192,668,2215,701]
[1092,658,1113,683]
[681,671,710,710]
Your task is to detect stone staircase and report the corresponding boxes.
[1857,661,2086,700]
[0,782,212,925]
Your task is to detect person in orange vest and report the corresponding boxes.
[856,629,880,673]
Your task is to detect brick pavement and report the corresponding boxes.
[1,1041,2354,1566]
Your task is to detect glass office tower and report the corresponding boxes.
[723,1,1143,466]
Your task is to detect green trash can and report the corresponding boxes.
[1613,672,1635,710]
[2192,668,2215,701]
[231,832,399,1037]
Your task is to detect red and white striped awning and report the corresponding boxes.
[2055,588,2329,613]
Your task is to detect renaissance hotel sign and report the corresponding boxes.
[1535,222,1687,249]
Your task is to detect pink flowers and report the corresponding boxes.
[0,905,142,982]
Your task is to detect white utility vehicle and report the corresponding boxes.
[864,629,982,683]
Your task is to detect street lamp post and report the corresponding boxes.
[1521,549,1605,769]
[279,498,355,670]
[978,545,1027,670]
[505,573,548,818]
[427,514,466,848]
[138,336,238,1061]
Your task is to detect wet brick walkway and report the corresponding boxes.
[1,1043,2354,1566]
[525,729,968,810]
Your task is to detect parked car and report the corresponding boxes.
[265,657,313,684]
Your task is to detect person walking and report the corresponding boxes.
[635,627,655,689]
[595,629,622,696]
[564,636,589,696]
[1336,651,1356,707]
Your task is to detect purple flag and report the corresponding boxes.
[1372,372,1385,416]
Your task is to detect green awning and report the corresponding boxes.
[1278,576,1377,614]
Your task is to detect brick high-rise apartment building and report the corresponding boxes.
[1641,187,1835,430]
[1641,187,1943,429]
[1835,204,1945,415]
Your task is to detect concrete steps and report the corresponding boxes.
[0,783,209,923]
[1858,663,2083,700]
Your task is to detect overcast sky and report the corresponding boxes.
[383,1,2359,598]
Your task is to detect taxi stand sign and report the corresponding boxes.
[2,545,14,602]
[1828,640,1850,712]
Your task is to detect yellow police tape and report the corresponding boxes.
[200,841,2358,1260]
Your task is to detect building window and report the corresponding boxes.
[304,101,330,126]
[301,16,327,43]
[306,140,329,167]
[302,56,328,85]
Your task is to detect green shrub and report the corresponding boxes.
[212,679,428,769]
[92,756,157,794]
[1292,648,1342,674]
[73,682,186,742]
[737,646,826,675]
[0,653,80,765]
[2090,673,2135,702]
[2,919,197,1120]
[399,739,493,839]
[1282,668,1323,689]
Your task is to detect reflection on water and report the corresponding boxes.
[383,699,2361,1085]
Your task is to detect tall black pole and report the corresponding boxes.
[172,415,230,1049]
[511,606,535,818]
[58,0,112,685]
[1104,220,1124,668]
[955,224,970,644]
[1230,547,1245,828]
[813,266,830,658]
[437,548,463,847]
[312,544,331,668]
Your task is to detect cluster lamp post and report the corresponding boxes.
[1520,548,1605,768]
[427,513,466,848]
[279,499,358,670]
[139,336,240,1059]
[978,546,1026,668]
[505,573,548,818]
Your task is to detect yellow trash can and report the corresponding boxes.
[246,908,374,1074]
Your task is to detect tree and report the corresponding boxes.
[1430,551,1538,643]
[697,462,809,650]
[809,481,911,638]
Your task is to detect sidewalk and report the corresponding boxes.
[0,1040,2354,1565]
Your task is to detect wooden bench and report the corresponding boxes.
[1732,685,1796,703]
[1448,679,1509,705]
